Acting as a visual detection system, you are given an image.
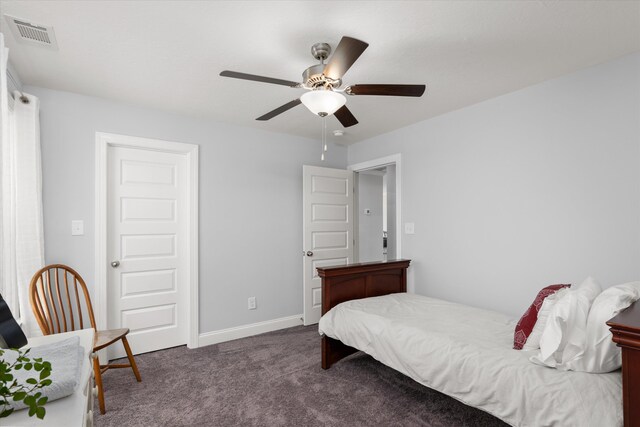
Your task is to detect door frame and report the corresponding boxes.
[94,132,199,349]
[348,154,402,260]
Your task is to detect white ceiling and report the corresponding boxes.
[1,1,639,144]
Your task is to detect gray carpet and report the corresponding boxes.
[95,325,508,427]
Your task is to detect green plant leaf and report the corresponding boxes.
[12,391,26,401]
[0,347,51,420]
[0,408,14,418]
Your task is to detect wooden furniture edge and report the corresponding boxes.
[319,259,411,369]
[607,300,640,427]
[321,336,359,370]
[317,259,411,279]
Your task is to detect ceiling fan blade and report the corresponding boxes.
[346,84,426,97]
[256,99,302,121]
[323,37,369,80]
[220,70,300,87]
[334,105,358,128]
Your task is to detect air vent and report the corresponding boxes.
[4,15,58,50]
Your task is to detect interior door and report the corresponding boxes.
[107,145,188,357]
[303,165,354,325]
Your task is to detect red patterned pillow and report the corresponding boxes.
[513,284,571,350]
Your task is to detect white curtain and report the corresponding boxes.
[0,33,45,336]
[0,34,18,314]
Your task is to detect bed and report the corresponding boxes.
[316,260,640,427]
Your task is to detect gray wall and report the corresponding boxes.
[348,53,640,317]
[30,51,640,329]
[357,173,384,262]
[29,86,347,333]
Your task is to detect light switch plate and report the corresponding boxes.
[404,222,415,235]
[71,220,84,236]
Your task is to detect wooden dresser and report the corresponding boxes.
[607,301,640,427]
[9,328,96,426]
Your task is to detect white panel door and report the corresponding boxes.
[303,165,354,325]
[107,146,188,357]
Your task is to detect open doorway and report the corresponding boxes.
[355,166,396,262]
[349,154,401,263]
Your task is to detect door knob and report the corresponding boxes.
[110,260,120,268]
[306,251,313,257]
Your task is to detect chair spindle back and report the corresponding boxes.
[29,264,97,335]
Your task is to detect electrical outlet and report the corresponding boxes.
[248,296,257,310]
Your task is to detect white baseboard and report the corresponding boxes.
[197,314,303,348]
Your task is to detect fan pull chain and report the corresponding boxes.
[323,117,328,153]
[320,116,327,161]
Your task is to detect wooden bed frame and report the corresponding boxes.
[317,260,640,427]
[318,259,410,369]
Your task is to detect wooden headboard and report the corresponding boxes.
[317,259,410,315]
[317,259,410,369]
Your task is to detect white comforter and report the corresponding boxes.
[318,293,622,427]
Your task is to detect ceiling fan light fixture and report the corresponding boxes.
[220,36,425,127]
[300,90,346,117]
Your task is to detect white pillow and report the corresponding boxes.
[563,281,640,373]
[531,276,601,367]
[522,287,570,351]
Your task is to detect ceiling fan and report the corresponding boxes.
[220,36,426,128]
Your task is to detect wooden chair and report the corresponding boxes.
[29,264,141,415]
